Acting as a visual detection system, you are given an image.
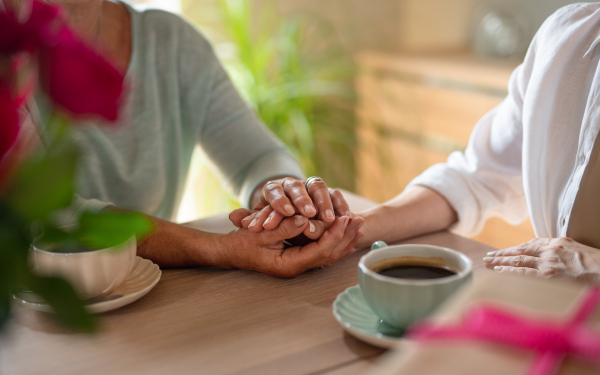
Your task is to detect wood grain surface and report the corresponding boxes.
[0,192,495,375]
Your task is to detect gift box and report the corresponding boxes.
[369,272,600,375]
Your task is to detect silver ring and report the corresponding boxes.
[305,176,324,192]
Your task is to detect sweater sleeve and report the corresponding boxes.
[179,29,305,208]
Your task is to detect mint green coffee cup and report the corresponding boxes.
[358,242,473,329]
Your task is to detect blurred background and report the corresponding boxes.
[132,0,587,249]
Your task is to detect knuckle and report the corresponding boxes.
[513,255,525,266]
[320,247,333,259]
[286,179,303,190]
[548,247,561,256]
[292,195,312,206]
[547,256,560,264]
[265,183,281,193]
[516,244,528,254]
[557,237,573,244]
[310,180,327,191]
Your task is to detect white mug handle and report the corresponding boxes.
[370,241,388,251]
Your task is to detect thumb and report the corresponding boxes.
[264,215,308,242]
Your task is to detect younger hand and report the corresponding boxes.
[483,237,600,283]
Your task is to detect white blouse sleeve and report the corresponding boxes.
[407,40,538,237]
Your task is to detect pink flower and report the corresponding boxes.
[0,83,19,162]
[39,27,124,122]
[0,0,125,122]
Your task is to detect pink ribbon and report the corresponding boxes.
[408,287,600,375]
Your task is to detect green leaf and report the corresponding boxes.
[8,145,78,221]
[35,225,73,247]
[29,276,97,332]
[76,211,154,250]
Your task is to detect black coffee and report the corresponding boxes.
[377,265,456,280]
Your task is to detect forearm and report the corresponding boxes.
[107,206,232,268]
[358,186,458,247]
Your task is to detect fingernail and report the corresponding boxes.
[284,204,295,215]
[263,217,271,226]
[483,257,493,263]
[494,266,502,271]
[326,210,335,220]
[343,216,350,226]
[305,205,316,215]
[487,251,496,256]
[295,216,307,226]
[249,219,257,228]
[357,221,365,230]
[309,222,316,233]
[242,215,252,222]
[346,211,352,217]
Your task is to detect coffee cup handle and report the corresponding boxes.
[370,241,388,251]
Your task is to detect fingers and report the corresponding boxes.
[483,255,539,269]
[488,242,542,258]
[268,216,364,278]
[262,215,309,243]
[304,179,334,222]
[262,210,285,230]
[281,178,317,218]
[229,208,252,228]
[262,181,297,217]
[338,230,365,259]
[493,266,541,277]
[240,210,260,229]
[246,206,274,233]
[276,216,350,277]
[324,217,365,265]
[303,219,334,240]
[328,188,351,217]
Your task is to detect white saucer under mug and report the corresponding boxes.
[14,256,161,314]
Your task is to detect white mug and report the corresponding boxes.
[358,242,473,328]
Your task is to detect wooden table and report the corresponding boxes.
[1,192,494,375]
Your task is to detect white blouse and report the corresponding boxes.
[409,3,600,239]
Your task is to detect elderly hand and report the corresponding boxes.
[230,206,362,244]
[223,211,364,278]
[483,237,600,283]
[251,178,351,228]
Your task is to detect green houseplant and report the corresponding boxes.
[181,0,358,216]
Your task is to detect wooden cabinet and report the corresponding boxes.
[355,52,535,249]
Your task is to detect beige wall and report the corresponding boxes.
[249,0,586,54]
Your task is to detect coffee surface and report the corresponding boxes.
[368,256,459,280]
[377,264,456,280]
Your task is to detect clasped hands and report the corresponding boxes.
[226,178,364,278]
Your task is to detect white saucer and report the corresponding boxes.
[333,285,404,348]
[14,256,161,314]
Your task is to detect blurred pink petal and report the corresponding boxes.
[38,28,124,122]
[0,84,20,161]
[1,0,125,121]
[27,0,65,46]
[0,11,28,53]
